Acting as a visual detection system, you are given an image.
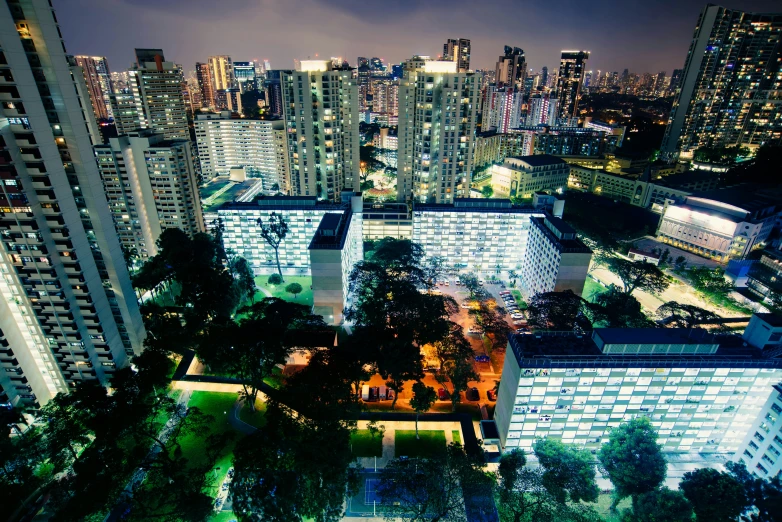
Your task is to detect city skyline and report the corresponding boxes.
[58,0,779,75]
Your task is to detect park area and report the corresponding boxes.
[253,274,313,307]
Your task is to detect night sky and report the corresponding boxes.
[57,0,779,76]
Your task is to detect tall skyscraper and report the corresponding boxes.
[540,66,548,88]
[526,93,559,126]
[264,70,283,117]
[662,7,782,156]
[196,61,215,108]
[208,55,234,93]
[397,59,479,203]
[94,130,204,261]
[127,49,189,140]
[442,38,471,72]
[495,46,526,89]
[281,61,360,201]
[74,56,113,121]
[0,0,145,407]
[555,50,589,123]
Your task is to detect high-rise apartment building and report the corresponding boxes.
[661,5,782,157]
[196,61,215,108]
[0,0,145,407]
[208,55,234,93]
[481,85,522,133]
[233,61,255,93]
[108,91,140,135]
[281,60,360,202]
[264,70,283,117]
[526,93,558,126]
[397,59,479,203]
[195,112,290,191]
[668,68,683,95]
[495,46,526,89]
[128,49,188,140]
[94,130,204,260]
[556,50,589,123]
[443,38,471,72]
[74,56,113,120]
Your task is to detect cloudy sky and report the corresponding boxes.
[57,0,779,75]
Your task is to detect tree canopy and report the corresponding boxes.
[598,417,666,503]
[533,438,599,504]
[527,290,592,332]
[588,286,656,328]
[604,258,669,296]
[655,301,722,329]
[680,467,748,522]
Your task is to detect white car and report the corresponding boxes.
[511,313,524,320]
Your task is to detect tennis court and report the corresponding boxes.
[346,471,393,516]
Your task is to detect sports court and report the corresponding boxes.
[345,471,394,517]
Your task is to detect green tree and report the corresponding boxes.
[533,438,599,504]
[685,266,733,297]
[482,185,494,198]
[230,405,359,522]
[623,488,693,522]
[229,255,256,303]
[496,449,601,522]
[257,212,289,282]
[377,443,489,522]
[285,282,303,299]
[442,357,479,411]
[410,382,437,439]
[588,286,656,328]
[346,238,456,408]
[200,298,326,410]
[598,417,666,504]
[605,258,669,296]
[268,273,283,286]
[725,460,782,522]
[655,301,722,329]
[460,272,486,300]
[527,290,592,332]
[680,467,748,522]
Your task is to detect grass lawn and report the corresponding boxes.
[583,277,608,303]
[209,511,237,522]
[593,493,632,522]
[395,430,447,458]
[182,392,243,496]
[254,275,314,307]
[510,290,527,309]
[452,430,461,445]
[238,398,267,429]
[350,429,384,458]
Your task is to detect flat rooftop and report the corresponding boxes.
[595,328,716,345]
[507,331,782,369]
[309,211,354,250]
[510,154,567,167]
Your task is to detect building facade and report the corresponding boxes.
[661,6,782,157]
[195,112,289,191]
[0,0,145,407]
[281,61,360,202]
[196,61,215,108]
[74,55,112,121]
[490,155,569,199]
[127,49,189,141]
[495,322,782,453]
[397,59,479,204]
[442,38,471,72]
[208,55,234,93]
[657,191,778,262]
[556,51,589,124]
[521,216,592,296]
[309,194,363,324]
[94,131,204,260]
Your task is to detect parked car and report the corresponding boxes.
[487,389,497,401]
[444,280,450,286]
[455,280,461,286]
[511,313,524,320]
[466,387,480,401]
[438,388,450,401]
[467,327,484,334]
[474,354,490,363]
[499,290,511,295]
[515,327,530,333]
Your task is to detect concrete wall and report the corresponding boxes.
[555,252,593,296]
[493,344,521,449]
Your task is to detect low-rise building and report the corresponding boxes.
[495,315,782,453]
[490,155,569,199]
[627,249,661,265]
[657,189,779,262]
[746,250,782,304]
